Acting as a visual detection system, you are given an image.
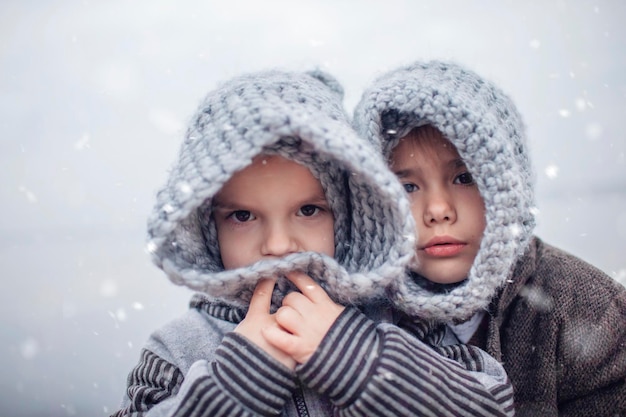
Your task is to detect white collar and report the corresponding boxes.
[448,311,486,343]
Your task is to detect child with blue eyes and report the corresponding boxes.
[111,68,515,416]
[354,59,626,416]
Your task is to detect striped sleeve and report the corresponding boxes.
[111,349,184,417]
[111,333,297,417]
[297,307,515,416]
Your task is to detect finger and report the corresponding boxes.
[274,305,302,334]
[262,325,300,359]
[248,278,276,314]
[282,291,309,309]
[285,272,326,303]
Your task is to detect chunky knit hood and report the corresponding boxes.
[147,69,415,310]
[353,60,536,322]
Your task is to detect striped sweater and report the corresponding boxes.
[112,297,514,416]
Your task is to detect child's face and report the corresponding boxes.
[212,154,335,270]
[390,127,486,285]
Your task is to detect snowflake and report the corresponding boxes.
[545,164,559,179]
[20,338,39,359]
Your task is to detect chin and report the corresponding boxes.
[429,278,466,285]
[418,269,469,285]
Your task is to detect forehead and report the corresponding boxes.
[216,154,324,199]
[239,154,313,178]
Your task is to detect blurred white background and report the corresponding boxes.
[1,0,624,415]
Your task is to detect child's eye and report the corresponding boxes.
[228,210,256,223]
[298,204,322,217]
[455,172,475,185]
[403,183,419,193]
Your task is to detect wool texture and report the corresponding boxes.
[147,69,416,309]
[492,237,626,416]
[353,60,536,322]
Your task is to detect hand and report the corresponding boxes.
[234,278,296,370]
[262,272,345,364]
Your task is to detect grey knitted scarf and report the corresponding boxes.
[354,60,536,322]
[147,69,416,310]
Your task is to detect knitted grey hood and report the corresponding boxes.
[353,60,536,322]
[147,69,415,310]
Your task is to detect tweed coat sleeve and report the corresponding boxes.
[545,245,626,416]
[297,307,515,416]
[495,239,626,416]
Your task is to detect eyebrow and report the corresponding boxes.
[306,194,331,206]
[211,193,239,209]
[393,168,414,178]
[211,200,240,212]
[393,157,467,176]
[212,192,329,210]
[450,158,467,169]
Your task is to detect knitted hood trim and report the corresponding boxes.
[353,60,536,322]
[147,69,416,310]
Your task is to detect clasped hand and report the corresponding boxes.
[234,272,345,370]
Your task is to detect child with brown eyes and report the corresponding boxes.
[111,68,517,417]
[354,59,626,417]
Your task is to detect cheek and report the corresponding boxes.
[216,226,254,270]
[217,233,238,269]
[314,218,335,257]
[466,195,487,236]
[409,203,422,228]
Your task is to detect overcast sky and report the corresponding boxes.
[1,1,625,415]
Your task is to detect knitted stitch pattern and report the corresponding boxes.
[353,60,536,322]
[147,69,416,310]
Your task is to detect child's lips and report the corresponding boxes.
[421,236,466,257]
[423,243,465,257]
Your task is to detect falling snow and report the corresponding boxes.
[574,98,587,111]
[74,133,91,150]
[20,338,40,359]
[145,240,158,254]
[18,185,37,203]
[520,285,554,313]
[544,164,559,179]
[112,308,127,322]
[60,404,77,416]
[562,319,611,362]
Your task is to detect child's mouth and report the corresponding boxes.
[424,243,465,257]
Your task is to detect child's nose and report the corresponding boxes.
[261,222,299,257]
[423,193,457,225]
